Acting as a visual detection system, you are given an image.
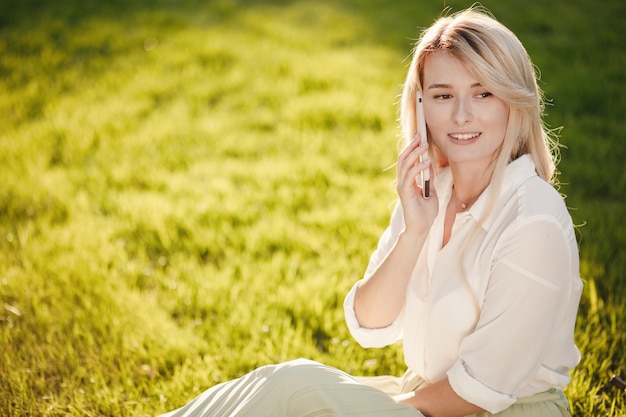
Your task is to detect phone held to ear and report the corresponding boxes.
[416,91,430,199]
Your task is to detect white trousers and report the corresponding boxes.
[158,359,422,417]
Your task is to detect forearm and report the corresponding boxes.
[354,136,437,329]
[353,229,426,328]
[395,378,485,417]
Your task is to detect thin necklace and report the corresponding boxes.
[452,187,480,211]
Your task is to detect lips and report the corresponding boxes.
[449,132,480,141]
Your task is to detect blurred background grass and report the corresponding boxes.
[0,0,624,416]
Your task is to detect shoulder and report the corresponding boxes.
[485,157,577,253]
[497,155,572,228]
[495,175,577,261]
[515,175,572,228]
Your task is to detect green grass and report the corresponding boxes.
[0,0,624,416]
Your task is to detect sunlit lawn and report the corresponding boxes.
[1,0,624,415]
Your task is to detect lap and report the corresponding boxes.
[466,389,571,417]
[359,369,571,417]
[160,360,570,417]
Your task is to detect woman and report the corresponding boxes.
[158,7,581,417]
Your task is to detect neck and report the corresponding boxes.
[449,162,493,207]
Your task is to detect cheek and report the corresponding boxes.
[424,111,445,138]
[496,105,510,133]
[426,124,446,148]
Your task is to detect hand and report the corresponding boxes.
[396,134,438,236]
[392,378,486,417]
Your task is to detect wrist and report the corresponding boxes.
[398,227,427,246]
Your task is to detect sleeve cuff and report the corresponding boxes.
[343,281,403,348]
[447,359,516,414]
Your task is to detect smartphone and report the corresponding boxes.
[416,91,430,199]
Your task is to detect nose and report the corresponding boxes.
[452,96,473,125]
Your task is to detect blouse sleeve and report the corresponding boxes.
[343,202,407,348]
[447,215,581,413]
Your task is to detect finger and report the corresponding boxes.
[397,159,431,197]
[398,141,429,175]
[412,160,432,190]
[419,164,437,199]
[398,146,430,187]
[398,134,421,163]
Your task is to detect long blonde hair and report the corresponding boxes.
[398,7,562,313]
[400,7,559,185]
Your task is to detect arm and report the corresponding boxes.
[354,228,427,328]
[395,378,485,417]
[394,219,575,417]
[353,137,438,328]
[445,217,580,413]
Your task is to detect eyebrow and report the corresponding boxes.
[427,82,482,89]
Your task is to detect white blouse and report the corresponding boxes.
[344,155,582,414]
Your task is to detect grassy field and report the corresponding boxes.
[0,0,624,415]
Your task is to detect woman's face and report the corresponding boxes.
[422,51,510,168]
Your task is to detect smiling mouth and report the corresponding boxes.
[450,133,480,141]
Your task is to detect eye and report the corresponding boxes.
[476,92,493,98]
[434,93,453,100]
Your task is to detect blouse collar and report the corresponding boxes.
[436,154,539,231]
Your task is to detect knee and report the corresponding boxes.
[269,359,355,388]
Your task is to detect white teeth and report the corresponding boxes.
[451,133,479,140]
